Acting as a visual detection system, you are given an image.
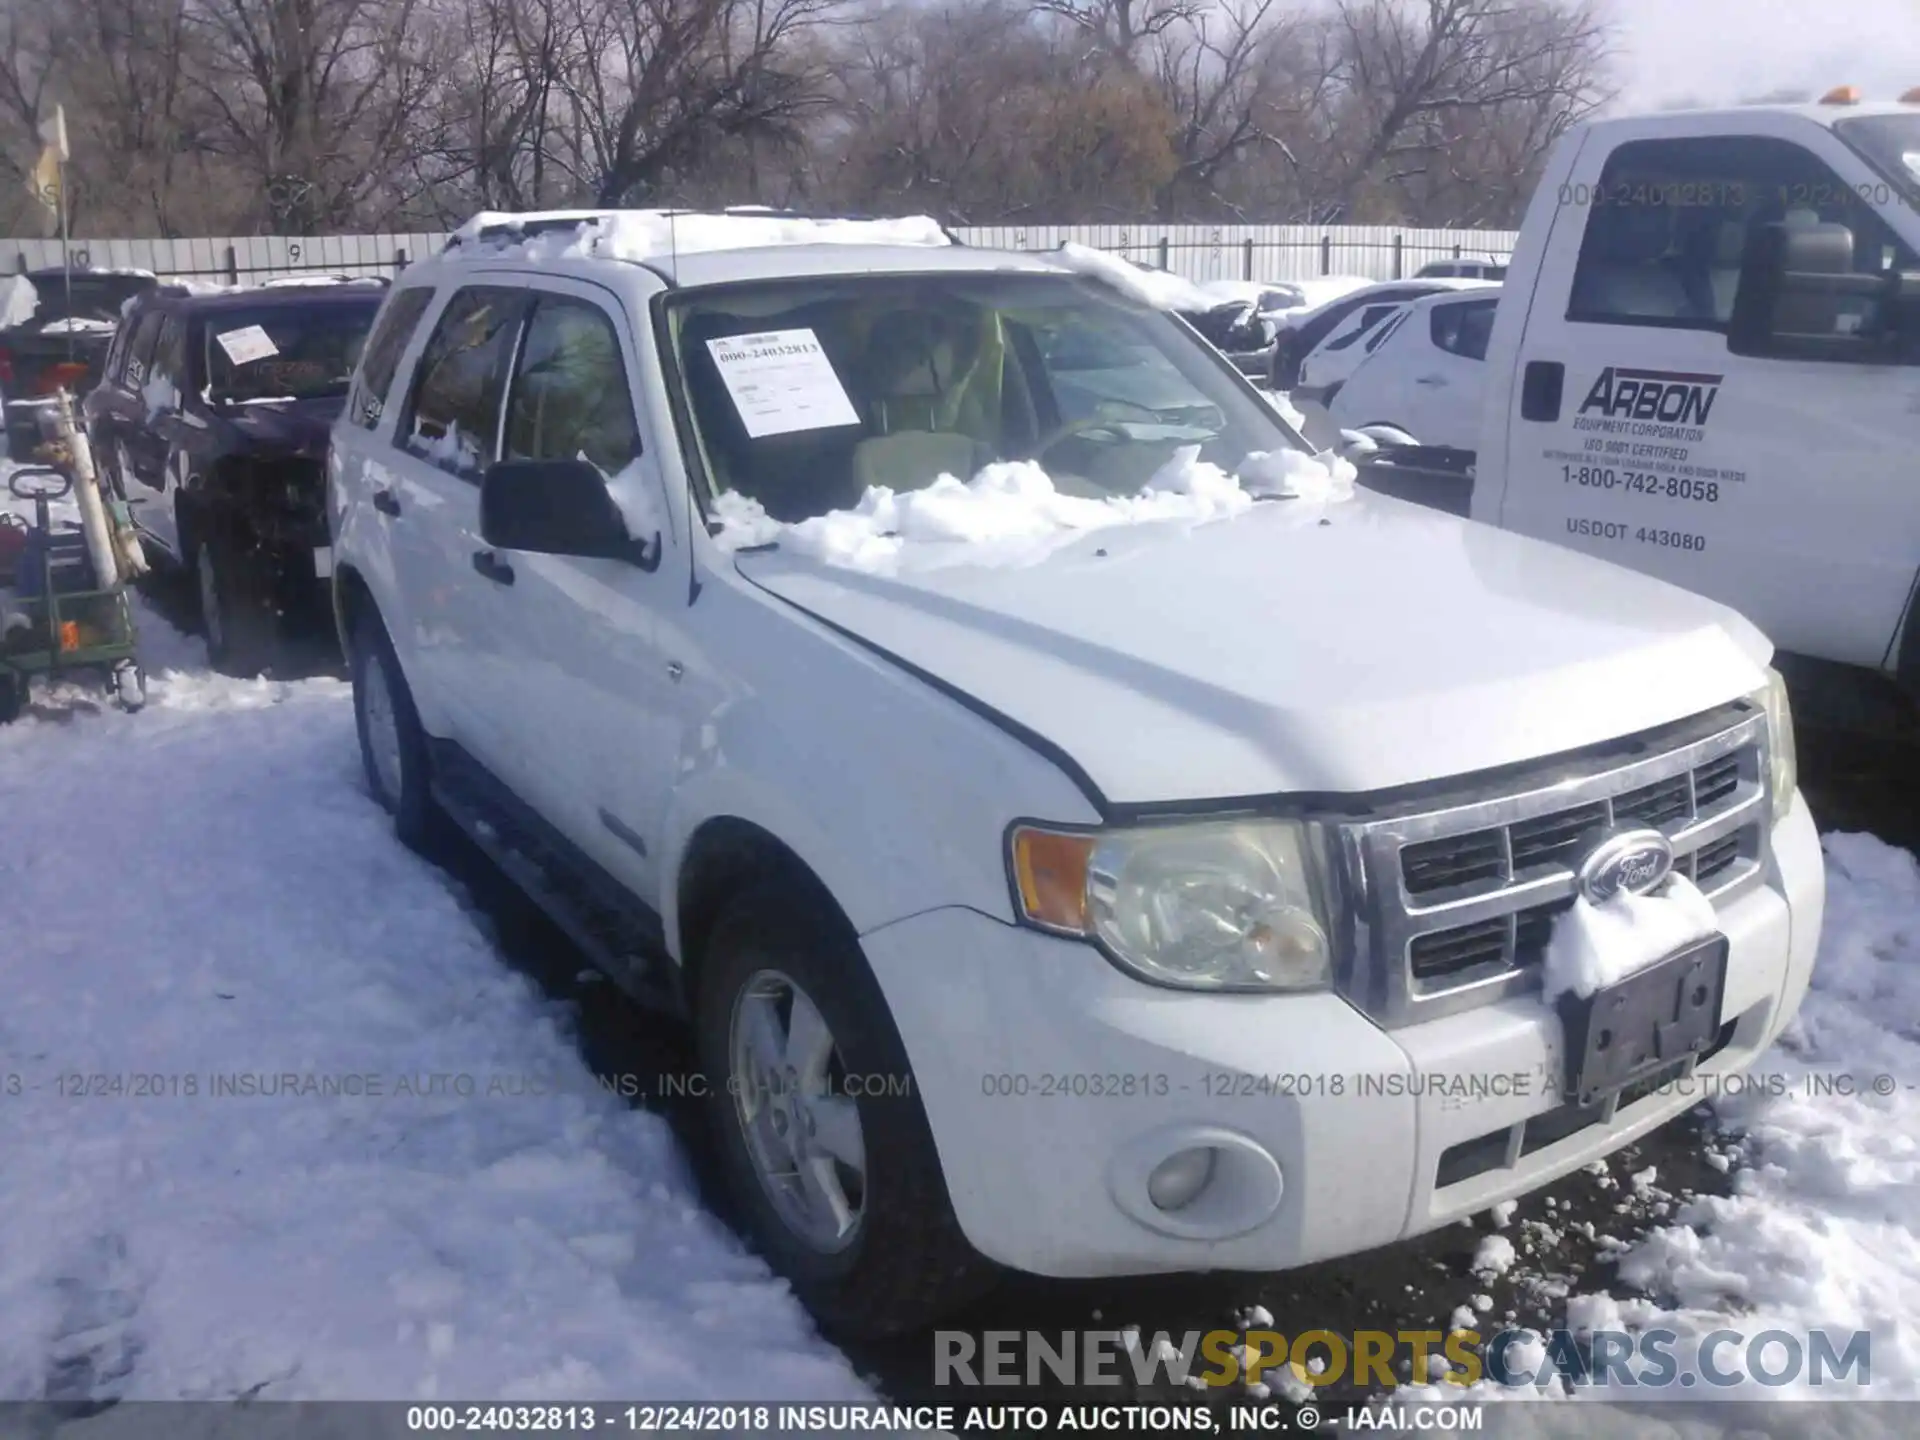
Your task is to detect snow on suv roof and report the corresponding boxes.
[424,208,1117,290]
[445,208,954,265]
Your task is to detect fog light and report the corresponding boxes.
[1146,1147,1218,1212]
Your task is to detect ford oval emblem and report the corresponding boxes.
[1576,829,1674,906]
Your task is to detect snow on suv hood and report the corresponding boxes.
[736,492,1772,807]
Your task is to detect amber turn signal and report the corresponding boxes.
[1010,826,1095,934]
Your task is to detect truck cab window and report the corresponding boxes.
[1569,135,1918,335]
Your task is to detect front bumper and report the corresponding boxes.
[861,793,1823,1277]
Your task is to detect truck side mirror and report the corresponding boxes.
[479,458,659,568]
[1728,220,1893,361]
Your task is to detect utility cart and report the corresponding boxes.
[0,464,145,723]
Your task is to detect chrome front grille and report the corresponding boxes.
[1331,702,1772,1028]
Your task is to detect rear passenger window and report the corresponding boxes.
[352,286,435,430]
[399,287,525,477]
[1326,304,1395,351]
[1364,310,1408,353]
[103,309,138,382]
[122,310,165,387]
[154,317,187,385]
[502,297,640,475]
[1430,299,1495,360]
[1568,135,1919,332]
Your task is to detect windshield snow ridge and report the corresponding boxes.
[711,448,1357,574]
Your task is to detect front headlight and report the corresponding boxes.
[1010,819,1333,992]
[1750,666,1797,824]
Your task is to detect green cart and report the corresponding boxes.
[0,465,145,723]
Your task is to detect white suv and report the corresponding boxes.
[327,209,1825,1339]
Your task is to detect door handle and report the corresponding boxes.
[1414,374,1446,386]
[472,550,515,586]
[372,488,401,517]
[1521,360,1565,422]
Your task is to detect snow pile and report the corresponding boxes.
[410,421,485,473]
[0,476,883,1404]
[1377,831,1920,1406]
[601,454,665,538]
[451,209,951,265]
[1554,832,1920,1396]
[1288,275,1378,311]
[0,275,38,329]
[1054,244,1220,313]
[140,375,178,419]
[1541,873,1719,1002]
[259,275,386,288]
[714,444,1357,573]
[38,316,118,335]
[157,277,242,296]
[1199,280,1303,312]
[1263,390,1310,431]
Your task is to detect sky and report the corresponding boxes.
[1608,0,1920,110]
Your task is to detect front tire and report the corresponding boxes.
[349,609,444,853]
[695,882,991,1338]
[194,515,277,677]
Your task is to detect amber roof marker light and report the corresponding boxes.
[1820,85,1862,104]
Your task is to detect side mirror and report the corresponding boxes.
[1729,221,1892,360]
[479,458,661,569]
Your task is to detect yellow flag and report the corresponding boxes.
[28,143,61,238]
[38,105,69,162]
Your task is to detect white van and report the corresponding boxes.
[1469,92,1920,711]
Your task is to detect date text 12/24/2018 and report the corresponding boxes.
[401,1403,1254,1433]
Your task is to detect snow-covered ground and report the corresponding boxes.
[0,493,879,1404]
[5,470,1920,1418]
[1546,831,1920,1394]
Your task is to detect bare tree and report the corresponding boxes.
[187,0,436,229]
[822,0,1176,220]
[0,0,1615,235]
[549,0,844,206]
[1311,0,1612,221]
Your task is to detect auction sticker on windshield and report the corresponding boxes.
[215,325,280,366]
[706,329,859,438]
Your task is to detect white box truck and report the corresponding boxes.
[1458,89,1920,728]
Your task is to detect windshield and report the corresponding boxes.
[1835,114,1920,206]
[203,300,380,403]
[664,272,1305,525]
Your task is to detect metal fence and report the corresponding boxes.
[0,222,1518,288]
